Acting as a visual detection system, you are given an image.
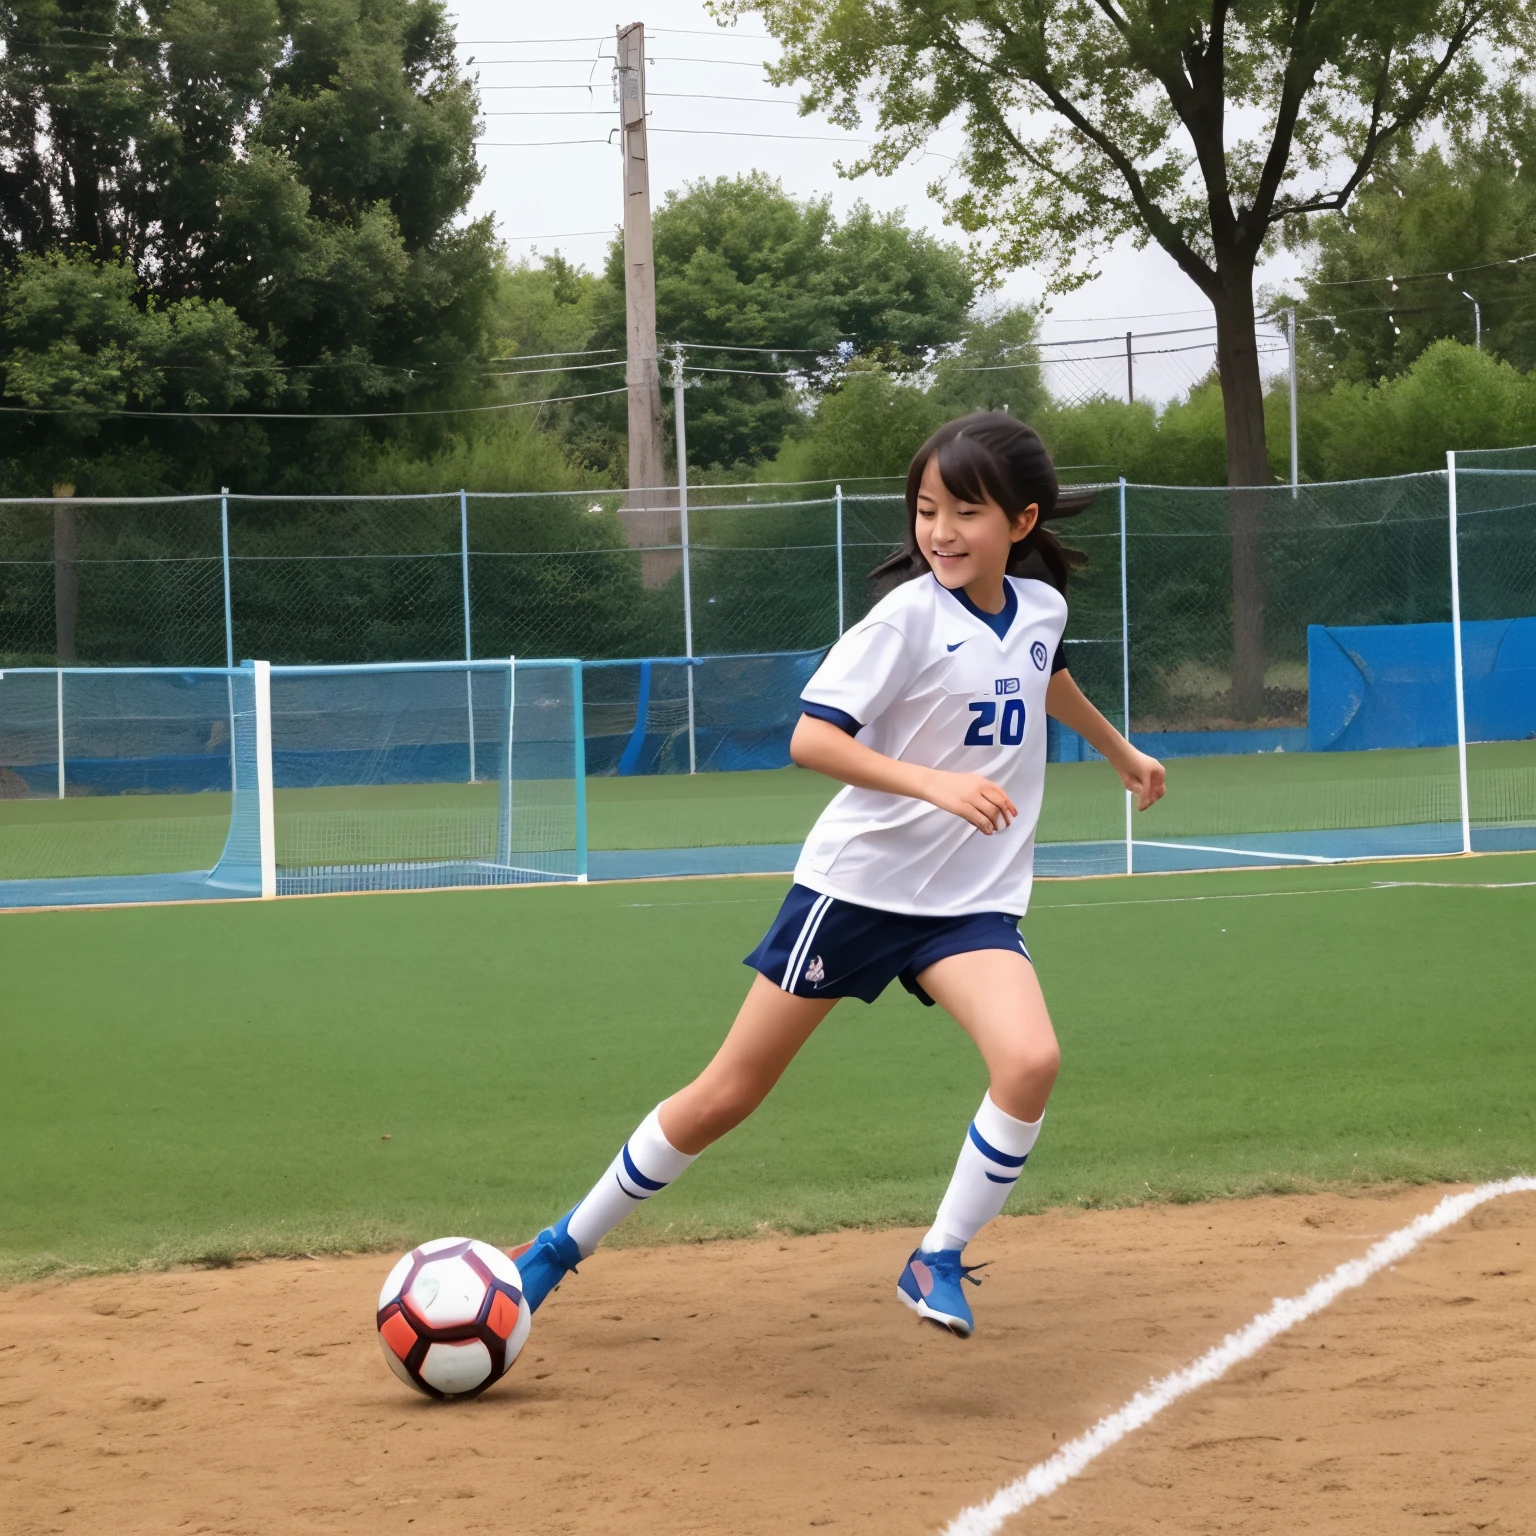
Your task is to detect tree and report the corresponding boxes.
[766,302,1047,478]
[929,304,1048,418]
[580,174,974,473]
[1288,138,1536,384]
[0,0,495,491]
[735,0,1536,714]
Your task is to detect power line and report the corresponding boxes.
[455,30,772,43]
[1305,249,1536,288]
[684,364,797,378]
[671,341,829,355]
[651,28,772,39]
[649,93,797,104]
[504,232,615,243]
[0,386,628,422]
[477,138,610,148]
[463,56,615,65]
[477,126,870,147]
[644,57,768,67]
[488,348,619,361]
[454,36,608,45]
[651,127,868,144]
[482,359,625,378]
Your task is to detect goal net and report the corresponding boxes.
[0,659,586,909]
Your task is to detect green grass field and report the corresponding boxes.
[3,740,1534,880]
[2,851,1532,1283]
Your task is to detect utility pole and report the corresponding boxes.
[616,21,672,585]
[1125,332,1134,405]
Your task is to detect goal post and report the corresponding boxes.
[0,658,585,911]
[252,659,583,896]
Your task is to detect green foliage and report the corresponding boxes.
[1288,138,1536,383]
[764,303,1046,482]
[1,250,279,420]
[768,367,942,482]
[733,0,1536,485]
[928,305,1048,419]
[578,174,974,474]
[0,0,496,493]
[1300,339,1536,480]
[3,855,1533,1275]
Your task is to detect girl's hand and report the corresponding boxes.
[923,770,1019,834]
[1118,748,1166,811]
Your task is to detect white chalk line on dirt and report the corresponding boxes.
[941,1176,1536,1536]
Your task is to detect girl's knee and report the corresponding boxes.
[992,1037,1059,1106]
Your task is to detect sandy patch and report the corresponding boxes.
[1,1186,1531,1535]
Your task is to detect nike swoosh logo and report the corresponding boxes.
[946,640,968,652]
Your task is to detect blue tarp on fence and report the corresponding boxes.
[1308,618,1536,751]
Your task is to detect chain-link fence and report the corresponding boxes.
[3,464,1533,878]
[0,482,909,669]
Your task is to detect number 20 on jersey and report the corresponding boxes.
[965,677,1024,746]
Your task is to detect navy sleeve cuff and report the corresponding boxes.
[800,700,862,736]
[1051,642,1068,674]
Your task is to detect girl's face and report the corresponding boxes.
[914,455,1038,599]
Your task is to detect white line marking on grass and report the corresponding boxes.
[1135,839,1344,865]
[1372,879,1536,890]
[941,1176,1536,1536]
[1036,886,1368,911]
[1036,876,1536,913]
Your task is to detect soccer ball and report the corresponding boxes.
[376,1237,531,1400]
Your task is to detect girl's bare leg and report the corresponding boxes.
[901,948,1059,1286]
[659,974,838,1154]
[914,948,1059,1120]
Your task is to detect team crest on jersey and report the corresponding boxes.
[1030,640,1049,671]
[804,955,825,985]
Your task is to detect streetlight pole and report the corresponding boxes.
[1460,290,1481,351]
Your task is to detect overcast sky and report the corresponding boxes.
[447,0,1299,403]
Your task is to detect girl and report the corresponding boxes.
[513,412,1165,1338]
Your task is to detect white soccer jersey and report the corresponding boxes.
[795,572,1067,918]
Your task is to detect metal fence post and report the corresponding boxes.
[221,488,236,791]
[56,667,65,800]
[672,347,696,774]
[1446,452,1472,854]
[835,483,845,635]
[220,489,234,667]
[572,659,589,881]
[1287,309,1299,496]
[460,489,476,783]
[1120,477,1132,875]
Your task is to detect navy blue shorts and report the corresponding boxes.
[744,884,1031,1006]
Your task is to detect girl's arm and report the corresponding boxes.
[1046,669,1166,810]
[790,715,1020,835]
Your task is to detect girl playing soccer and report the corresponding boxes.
[513,412,1165,1337]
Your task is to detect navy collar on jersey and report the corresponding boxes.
[937,575,1018,641]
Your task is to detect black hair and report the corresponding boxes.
[869,411,1095,597]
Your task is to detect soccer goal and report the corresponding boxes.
[0,659,587,910]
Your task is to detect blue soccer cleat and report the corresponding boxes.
[507,1206,582,1313]
[896,1247,987,1337]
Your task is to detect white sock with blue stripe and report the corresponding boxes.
[921,1093,1043,1255]
[565,1105,699,1258]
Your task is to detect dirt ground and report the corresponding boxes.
[2,1185,1532,1536]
